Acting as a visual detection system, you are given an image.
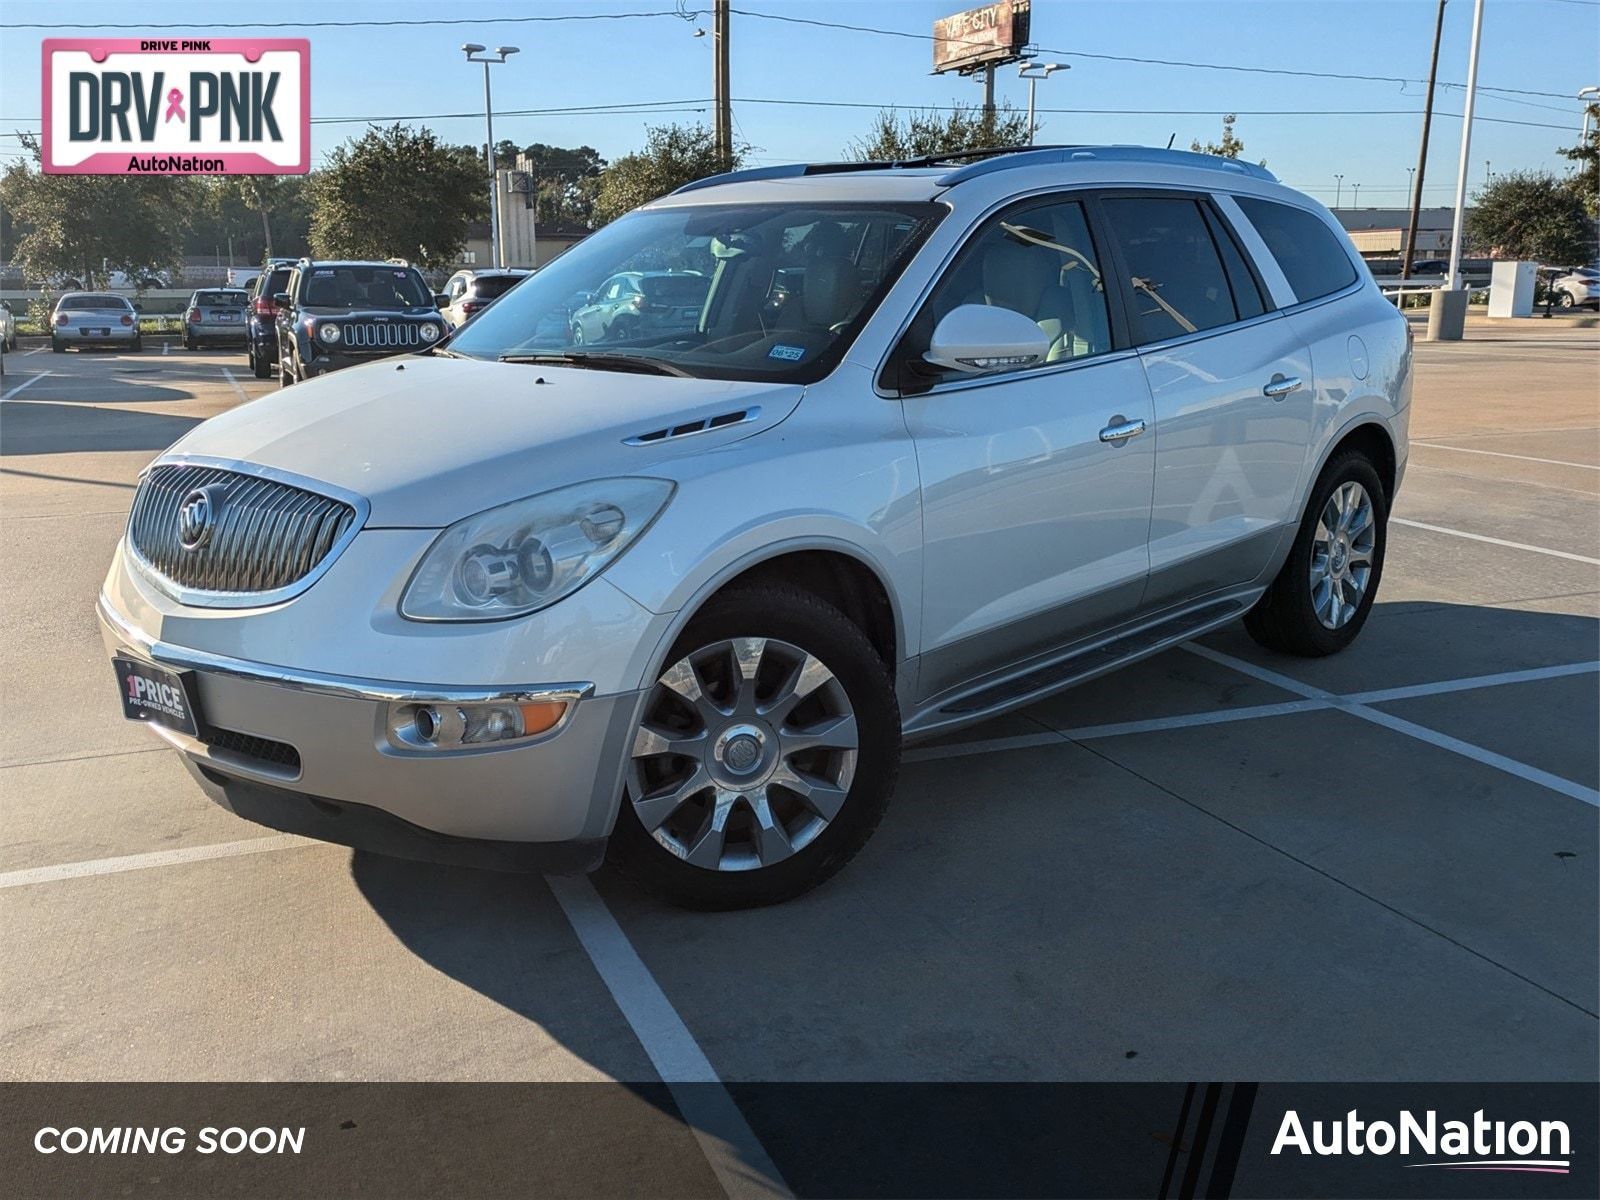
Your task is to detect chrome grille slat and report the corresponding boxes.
[342,322,422,350]
[127,464,361,603]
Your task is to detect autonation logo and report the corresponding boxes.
[1272,1108,1572,1175]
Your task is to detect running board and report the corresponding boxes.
[904,597,1250,739]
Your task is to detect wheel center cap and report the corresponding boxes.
[712,722,774,783]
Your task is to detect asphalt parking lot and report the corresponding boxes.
[2,325,1596,1190]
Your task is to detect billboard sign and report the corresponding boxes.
[42,38,310,175]
[932,2,1032,75]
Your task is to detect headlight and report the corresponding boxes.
[419,322,441,343]
[400,478,674,621]
[319,322,342,343]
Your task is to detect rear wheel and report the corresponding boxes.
[1245,451,1388,657]
[131,335,143,353]
[1556,291,1575,309]
[251,343,273,380]
[608,584,899,910]
[51,338,65,353]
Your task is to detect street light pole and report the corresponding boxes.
[463,44,519,270]
[1445,0,1484,293]
[1580,86,1600,139]
[1334,174,1343,209]
[1018,62,1069,145]
[1352,182,1361,208]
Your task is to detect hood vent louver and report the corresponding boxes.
[624,406,761,446]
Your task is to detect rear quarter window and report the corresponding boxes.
[1235,197,1359,304]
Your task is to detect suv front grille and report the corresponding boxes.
[341,322,422,350]
[128,463,359,602]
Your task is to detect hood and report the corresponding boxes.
[163,356,801,526]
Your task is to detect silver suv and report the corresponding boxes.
[99,146,1409,909]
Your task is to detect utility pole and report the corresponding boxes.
[1402,0,1447,282]
[712,0,732,172]
[463,44,519,270]
[1352,182,1361,208]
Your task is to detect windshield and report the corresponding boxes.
[196,291,247,306]
[60,295,129,311]
[299,265,433,310]
[445,201,944,382]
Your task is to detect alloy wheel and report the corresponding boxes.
[1309,480,1376,630]
[629,637,859,872]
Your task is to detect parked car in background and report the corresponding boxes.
[52,292,141,352]
[439,268,533,328]
[98,146,1410,909]
[108,270,172,291]
[567,270,709,344]
[1550,266,1600,310]
[226,267,263,290]
[182,289,250,350]
[0,300,16,351]
[245,261,297,379]
[274,259,448,384]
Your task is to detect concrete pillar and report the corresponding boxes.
[1426,288,1470,341]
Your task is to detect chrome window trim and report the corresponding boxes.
[125,454,371,610]
[895,346,1141,398]
[98,595,595,711]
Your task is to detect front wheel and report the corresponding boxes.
[1245,451,1388,657]
[607,584,900,910]
[251,344,273,380]
[1555,291,1575,309]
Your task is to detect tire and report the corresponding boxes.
[278,348,295,387]
[1244,450,1389,657]
[51,338,65,353]
[570,322,585,346]
[608,317,638,343]
[251,345,273,380]
[607,583,900,910]
[1556,291,1575,309]
[131,336,143,353]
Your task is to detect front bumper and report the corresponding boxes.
[98,595,647,868]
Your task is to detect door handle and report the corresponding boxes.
[1262,374,1302,399]
[1099,417,1147,444]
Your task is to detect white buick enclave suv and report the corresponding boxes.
[100,145,1410,908]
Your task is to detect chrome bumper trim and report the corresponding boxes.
[97,593,595,709]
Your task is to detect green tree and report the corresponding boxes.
[309,125,486,267]
[1558,105,1599,217]
[519,143,607,228]
[1191,114,1266,167]
[591,124,739,227]
[1464,169,1592,265]
[0,133,197,286]
[846,101,1031,161]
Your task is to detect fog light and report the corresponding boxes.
[387,699,569,751]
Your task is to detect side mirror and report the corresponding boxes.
[434,293,450,309]
[922,304,1050,375]
[272,292,291,310]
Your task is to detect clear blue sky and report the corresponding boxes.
[2,0,1595,209]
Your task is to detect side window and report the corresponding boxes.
[1202,204,1268,320]
[447,277,466,300]
[1100,197,1240,344]
[908,197,1113,371]
[1234,197,1358,303]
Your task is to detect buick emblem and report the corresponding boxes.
[177,486,223,551]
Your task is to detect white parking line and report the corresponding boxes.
[220,366,247,402]
[1346,661,1600,705]
[1391,518,1600,567]
[162,340,169,356]
[1412,442,1600,471]
[0,371,50,401]
[1184,645,1600,808]
[24,345,47,355]
[0,834,318,890]
[546,875,792,1200]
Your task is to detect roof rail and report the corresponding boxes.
[669,144,1276,198]
[938,145,1277,186]
[671,146,1078,196]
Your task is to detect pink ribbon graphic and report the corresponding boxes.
[164,88,185,123]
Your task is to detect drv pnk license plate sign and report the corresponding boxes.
[42,39,310,175]
[113,655,203,738]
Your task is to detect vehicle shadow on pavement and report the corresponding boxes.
[0,402,202,456]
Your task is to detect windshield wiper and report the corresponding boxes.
[497,352,691,378]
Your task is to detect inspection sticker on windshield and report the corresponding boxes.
[768,344,806,361]
[42,38,310,174]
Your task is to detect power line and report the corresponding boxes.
[725,6,1584,102]
[2,9,702,30]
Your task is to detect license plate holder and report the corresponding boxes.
[113,655,205,738]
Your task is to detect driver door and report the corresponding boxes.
[896,195,1157,702]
